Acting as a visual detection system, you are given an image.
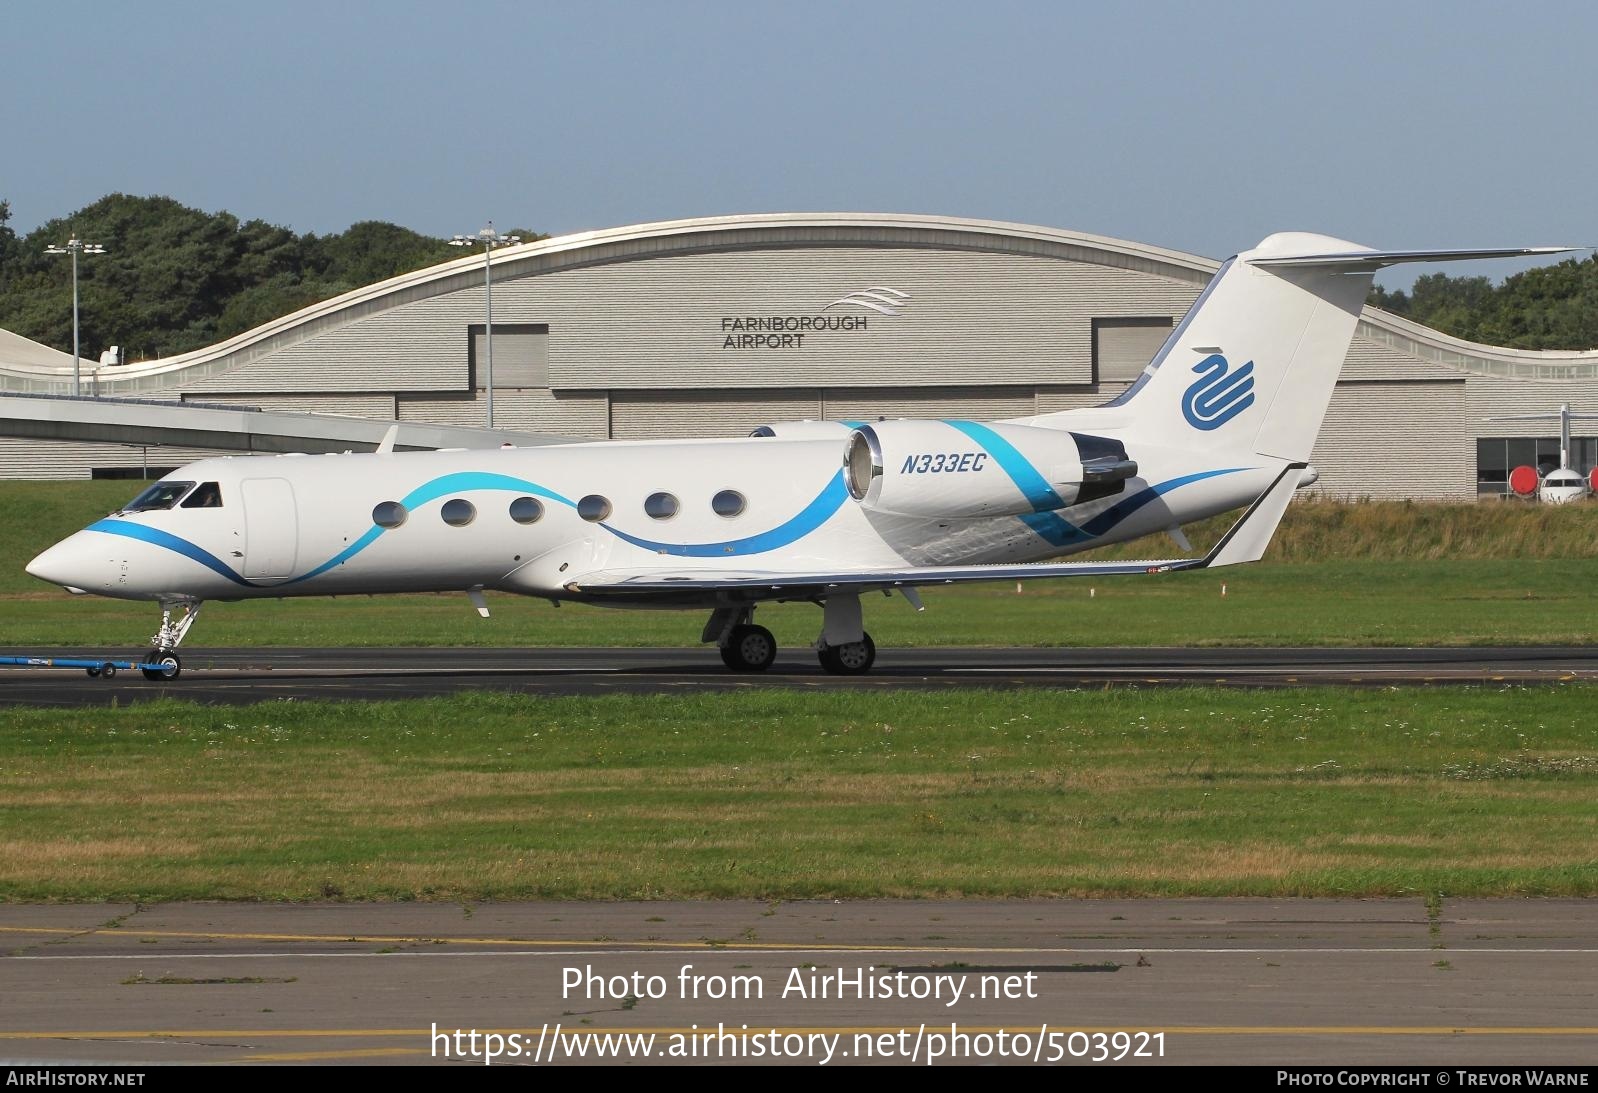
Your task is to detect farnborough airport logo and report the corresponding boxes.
[1181,353,1255,430]
[824,286,911,315]
[720,287,912,350]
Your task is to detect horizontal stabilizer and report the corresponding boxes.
[1250,245,1575,271]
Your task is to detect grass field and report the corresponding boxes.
[0,687,1593,901]
[6,482,1598,648]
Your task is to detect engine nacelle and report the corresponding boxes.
[844,421,1137,519]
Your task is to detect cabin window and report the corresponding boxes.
[509,496,544,524]
[441,499,476,527]
[372,501,408,529]
[577,495,612,522]
[180,482,224,508]
[711,490,746,518]
[644,492,679,520]
[124,481,195,512]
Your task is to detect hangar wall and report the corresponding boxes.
[1,214,1591,503]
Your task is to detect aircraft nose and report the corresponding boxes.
[26,534,97,593]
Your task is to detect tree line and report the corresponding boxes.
[1368,258,1598,351]
[0,194,542,362]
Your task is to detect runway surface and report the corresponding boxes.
[2,645,1598,706]
[1,899,1594,1066]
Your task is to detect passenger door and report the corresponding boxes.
[240,478,299,579]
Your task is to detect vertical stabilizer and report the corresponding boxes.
[1105,236,1572,464]
[1109,233,1373,463]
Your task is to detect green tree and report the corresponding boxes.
[306,221,457,288]
[0,194,541,360]
[0,199,17,283]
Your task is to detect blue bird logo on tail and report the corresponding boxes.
[1181,353,1255,430]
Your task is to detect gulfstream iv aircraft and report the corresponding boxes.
[26,234,1569,679]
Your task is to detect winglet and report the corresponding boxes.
[375,424,401,454]
[1200,462,1306,569]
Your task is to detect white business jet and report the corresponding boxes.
[27,234,1568,680]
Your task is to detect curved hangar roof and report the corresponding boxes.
[1,212,1593,395]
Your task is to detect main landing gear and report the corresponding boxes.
[720,622,778,672]
[142,600,202,681]
[817,633,876,675]
[704,594,879,676]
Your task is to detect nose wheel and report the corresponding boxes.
[141,652,182,681]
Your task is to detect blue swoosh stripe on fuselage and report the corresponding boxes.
[397,471,577,512]
[85,519,254,587]
[1018,467,1251,548]
[83,469,853,584]
[600,471,850,557]
[86,472,585,588]
[942,419,1066,511]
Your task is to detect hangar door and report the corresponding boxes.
[240,478,300,579]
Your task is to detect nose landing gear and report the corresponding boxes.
[143,600,202,681]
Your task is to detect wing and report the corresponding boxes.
[565,463,1304,601]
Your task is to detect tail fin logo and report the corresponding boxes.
[1181,354,1255,431]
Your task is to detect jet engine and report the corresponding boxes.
[843,421,1137,519]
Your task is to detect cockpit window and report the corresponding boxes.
[123,481,195,512]
[180,482,224,509]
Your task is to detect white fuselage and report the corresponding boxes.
[28,424,1273,607]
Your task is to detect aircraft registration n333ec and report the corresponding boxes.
[26,234,1572,679]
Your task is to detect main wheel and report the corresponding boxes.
[818,631,876,675]
[141,652,181,681]
[719,624,777,672]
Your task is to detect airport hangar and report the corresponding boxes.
[1,212,1595,499]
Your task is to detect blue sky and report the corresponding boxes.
[8,1,1594,287]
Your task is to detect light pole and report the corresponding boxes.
[449,222,520,428]
[44,236,108,397]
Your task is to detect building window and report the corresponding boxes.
[1476,435,1597,496]
[711,490,745,517]
[509,496,544,524]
